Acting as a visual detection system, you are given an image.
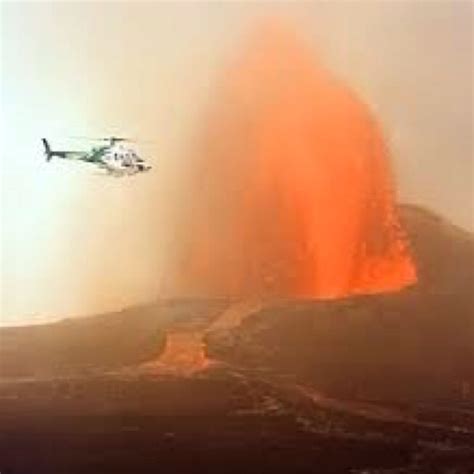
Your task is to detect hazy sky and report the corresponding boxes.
[1,1,472,325]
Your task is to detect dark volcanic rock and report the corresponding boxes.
[206,205,474,402]
[1,370,472,474]
[403,204,474,293]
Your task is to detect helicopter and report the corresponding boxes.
[41,136,152,176]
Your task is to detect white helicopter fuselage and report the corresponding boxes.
[102,144,151,175]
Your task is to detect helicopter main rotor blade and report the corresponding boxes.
[69,136,133,142]
[68,136,156,144]
[68,136,105,141]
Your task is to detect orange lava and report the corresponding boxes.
[155,331,212,374]
[170,20,417,299]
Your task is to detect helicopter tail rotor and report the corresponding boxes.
[41,138,53,161]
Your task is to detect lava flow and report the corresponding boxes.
[148,300,263,375]
[153,330,211,374]
[169,20,417,299]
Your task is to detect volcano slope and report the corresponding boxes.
[0,299,228,378]
[0,205,473,473]
[206,205,474,403]
[207,206,474,401]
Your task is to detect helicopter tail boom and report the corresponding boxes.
[42,138,73,161]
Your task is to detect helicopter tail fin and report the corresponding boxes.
[42,138,53,161]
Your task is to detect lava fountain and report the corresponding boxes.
[167,20,417,300]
